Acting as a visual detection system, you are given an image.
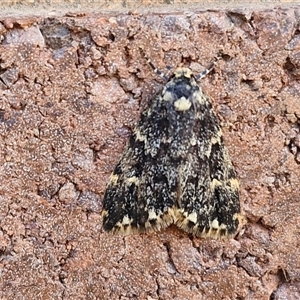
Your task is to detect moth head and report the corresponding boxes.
[173,67,194,79]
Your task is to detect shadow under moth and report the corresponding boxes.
[102,52,241,238]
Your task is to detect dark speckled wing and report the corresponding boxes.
[174,93,240,237]
[102,81,180,234]
[102,67,240,237]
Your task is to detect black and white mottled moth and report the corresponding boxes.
[102,53,240,238]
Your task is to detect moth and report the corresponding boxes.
[102,52,240,238]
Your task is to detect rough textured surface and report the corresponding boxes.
[1,1,300,17]
[0,8,300,300]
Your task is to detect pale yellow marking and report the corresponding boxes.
[211,178,222,189]
[211,218,227,230]
[211,129,223,144]
[174,67,193,78]
[148,209,158,220]
[220,223,227,229]
[211,218,219,229]
[211,177,239,191]
[207,220,229,238]
[164,207,177,223]
[205,129,223,157]
[122,215,132,225]
[145,209,159,229]
[174,204,238,238]
[174,97,192,111]
[195,91,206,105]
[135,129,146,142]
[187,211,197,224]
[110,206,178,235]
[233,213,239,221]
[114,215,134,235]
[109,174,119,185]
[113,223,132,235]
[229,178,239,190]
[126,176,139,184]
[101,209,108,218]
[163,91,174,102]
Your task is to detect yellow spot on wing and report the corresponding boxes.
[122,215,132,225]
[148,209,158,220]
[109,174,119,185]
[135,129,146,142]
[174,97,192,111]
[229,178,239,189]
[126,176,140,185]
[211,218,220,229]
[187,211,197,223]
[211,178,222,189]
[211,129,223,144]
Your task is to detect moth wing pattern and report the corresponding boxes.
[102,91,179,234]
[174,92,240,237]
[102,57,241,238]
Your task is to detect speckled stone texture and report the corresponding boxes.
[0,8,300,300]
